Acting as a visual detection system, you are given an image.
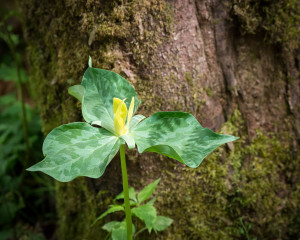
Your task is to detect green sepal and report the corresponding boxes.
[120,134,135,149]
[132,112,238,168]
[129,114,146,130]
[81,67,141,133]
[68,85,85,103]
[27,122,121,182]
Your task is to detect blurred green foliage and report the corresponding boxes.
[0,12,55,240]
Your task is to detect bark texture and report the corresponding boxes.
[21,0,299,239]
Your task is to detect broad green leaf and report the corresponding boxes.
[94,206,124,225]
[115,187,137,202]
[81,67,141,133]
[111,221,135,240]
[137,178,160,203]
[68,85,85,103]
[131,204,157,232]
[102,221,121,232]
[153,216,173,233]
[132,112,238,168]
[27,122,121,182]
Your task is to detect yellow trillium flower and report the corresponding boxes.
[113,97,134,136]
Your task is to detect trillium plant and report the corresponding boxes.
[28,58,238,240]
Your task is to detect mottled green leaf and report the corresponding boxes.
[81,67,141,133]
[27,122,121,182]
[131,204,157,232]
[94,206,124,225]
[137,178,160,203]
[132,112,238,168]
[68,85,85,103]
[153,216,173,232]
[115,187,137,202]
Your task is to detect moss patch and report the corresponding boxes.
[231,0,300,51]
[156,109,300,239]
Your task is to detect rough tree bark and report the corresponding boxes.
[21,0,299,239]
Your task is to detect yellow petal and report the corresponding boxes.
[113,98,127,121]
[113,98,127,136]
[126,97,134,130]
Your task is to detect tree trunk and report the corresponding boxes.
[21,0,299,239]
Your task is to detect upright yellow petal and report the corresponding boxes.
[113,98,127,136]
[113,98,127,121]
[126,97,134,130]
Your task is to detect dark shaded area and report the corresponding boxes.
[0,2,56,240]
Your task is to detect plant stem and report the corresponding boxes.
[134,227,147,239]
[120,144,132,240]
[3,22,30,166]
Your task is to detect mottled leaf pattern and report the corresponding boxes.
[27,122,121,182]
[132,112,239,168]
[81,67,141,133]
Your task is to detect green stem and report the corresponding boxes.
[3,22,30,166]
[134,227,147,239]
[120,144,132,240]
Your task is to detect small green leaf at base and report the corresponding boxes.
[131,205,157,232]
[153,216,173,233]
[114,187,137,202]
[102,221,135,240]
[138,178,160,203]
[102,221,121,232]
[93,205,124,225]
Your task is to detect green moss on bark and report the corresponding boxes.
[156,109,300,239]
[231,0,300,50]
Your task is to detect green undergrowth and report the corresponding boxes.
[157,109,300,239]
